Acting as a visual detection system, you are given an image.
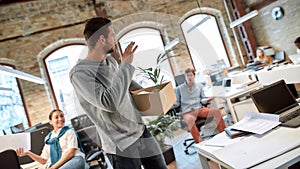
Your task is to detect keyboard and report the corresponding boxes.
[280,108,300,123]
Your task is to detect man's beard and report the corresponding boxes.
[106,47,114,54]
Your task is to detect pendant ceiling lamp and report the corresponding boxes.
[0,65,45,84]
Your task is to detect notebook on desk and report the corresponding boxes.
[250,80,300,128]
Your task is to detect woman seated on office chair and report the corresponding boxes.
[173,68,226,143]
[16,109,88,169]
[255,48,273,66]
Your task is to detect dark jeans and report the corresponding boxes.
[107,127,167,169]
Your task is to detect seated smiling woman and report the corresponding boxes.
[16,109,88,169]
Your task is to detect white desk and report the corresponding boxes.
[204,83,263,124]
[229,64,300,86]
[256,64,300,85]
[195,126,300,169]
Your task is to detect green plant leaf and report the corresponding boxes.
[156,53,163,64]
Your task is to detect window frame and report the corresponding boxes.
[180,12,232,70]
[41,42,86,110]
[0,62,31,128]
[117,26,176,77]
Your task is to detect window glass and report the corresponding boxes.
[181,14,230,72]
[44,44,88,122]
[119,28,175,88]
[0,65,28,135]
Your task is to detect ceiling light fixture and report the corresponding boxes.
[0,65,45,84]
[187,0,210,33]
[230,10,258,28]
[164,38,179,51]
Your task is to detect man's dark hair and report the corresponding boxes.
[294,37,300,44]
[83,17,112,49]
[185,68,195,75]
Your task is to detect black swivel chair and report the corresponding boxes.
[171,103,215,155]
[71,114,108,169]
[182,116,214,155]
[0,149,21,169]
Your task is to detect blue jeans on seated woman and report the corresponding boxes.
[58,156,89,169]
[107,127,167,169]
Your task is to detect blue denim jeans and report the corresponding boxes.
[58,156,89,169]
[107,127,167,169]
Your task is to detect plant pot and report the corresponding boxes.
[163,144,176,165]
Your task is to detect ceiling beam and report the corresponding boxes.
[248,0,278,11]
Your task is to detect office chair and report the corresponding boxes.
[171,104,215,155]
[71,115,108,169]
[71,114,95,130]
[19,126,51,164]
[0,149,21,169]
[183,116,214,155]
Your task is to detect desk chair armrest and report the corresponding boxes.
[86,150,102,162]
[86,149,108,169]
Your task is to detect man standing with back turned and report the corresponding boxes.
[70,17,167,169]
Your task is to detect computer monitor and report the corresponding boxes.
[10,123,25,134]
[251,80,298,114]
[174,74,185,86]
[274,51,285,61]
[223,78,232,88]
[287,84,299,98]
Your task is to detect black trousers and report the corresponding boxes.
[107,127,167,169]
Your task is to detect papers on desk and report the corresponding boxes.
[212,127,300,169]
[21,161,43,169]
[0,132,30,152]
[230,112,281,135]
[204,131,245,147]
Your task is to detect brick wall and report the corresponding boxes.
[0,0,96,125]
[247,0,300,55]
[0,0,240,125]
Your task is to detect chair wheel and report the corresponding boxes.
[184,150,189,154]
[183,142,187,146]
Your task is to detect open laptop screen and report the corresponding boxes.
[251,80,298,114]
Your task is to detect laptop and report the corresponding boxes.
[288,54,300,64]
[222,77,232,92]
[250,80,300,128]
[273,51,285,64]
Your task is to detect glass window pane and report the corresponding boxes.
[45,44,88,122]
[119,28,175,88]
[0,65,28,135]
[182,14,230,71]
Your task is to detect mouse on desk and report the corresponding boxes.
[267,65,274,71]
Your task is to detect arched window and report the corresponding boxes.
[181,13,230,72]
[41,43,88,122]
[0,63,29,135]
[118,27,175,88]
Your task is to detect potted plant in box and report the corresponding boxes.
[138,49,178,89]
[146,114,179,164]
[131,49,179,116]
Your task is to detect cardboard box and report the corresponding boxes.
[131,82,176,116]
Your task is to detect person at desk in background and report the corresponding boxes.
[255,48,273,66]
[294,36,300,55]
[173,68,226,143]
[16,110,88,169]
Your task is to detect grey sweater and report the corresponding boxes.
[69,56,144,154]
[173,82,208,114]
